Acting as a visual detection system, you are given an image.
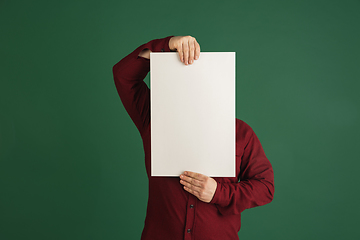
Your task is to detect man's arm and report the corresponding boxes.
[112,36,174,136]
[210,129,275,215]
[180,126,275,215]
[112,35,201,135]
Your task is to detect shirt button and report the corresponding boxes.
[190,205,194,208]
[187,229,191,233]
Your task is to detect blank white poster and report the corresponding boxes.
[150,52,235,177]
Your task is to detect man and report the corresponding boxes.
[112,35,274,240]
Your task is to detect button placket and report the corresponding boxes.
[184,194,197,240]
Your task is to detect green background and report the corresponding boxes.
[1,0,359,239]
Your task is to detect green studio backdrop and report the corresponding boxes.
[1,0,359,239]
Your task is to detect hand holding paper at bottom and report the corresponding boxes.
[179,171,218,203]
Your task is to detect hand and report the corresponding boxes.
[169,36,201,65]
[180,171,217,203]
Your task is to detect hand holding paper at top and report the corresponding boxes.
[168,35,201,65]
[139,35,200,65]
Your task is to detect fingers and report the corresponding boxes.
[180,173,204,187]
[180,171,217,203]
[180,179,202,193]
[189,40,195,64]
[175,36,200,65]
[195,40,200,60]
[177,44,183,63]
[183,171,207,181]
[183,41,189,65]
[180,175,202,199]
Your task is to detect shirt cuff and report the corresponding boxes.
[135,35,174,73]
[138,35,174,58]
[210,182,226,206]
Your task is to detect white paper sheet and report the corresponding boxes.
[150,52,235,177]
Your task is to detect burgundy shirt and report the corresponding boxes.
[112,36,275,240]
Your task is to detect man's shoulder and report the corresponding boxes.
[235,118,255,143]
[236,118,254,132]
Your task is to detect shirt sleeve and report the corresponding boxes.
[112,35,174,136]
[210,128,275,216]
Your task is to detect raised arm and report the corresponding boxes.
[112,36,173,136]
[112,35,200,136]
